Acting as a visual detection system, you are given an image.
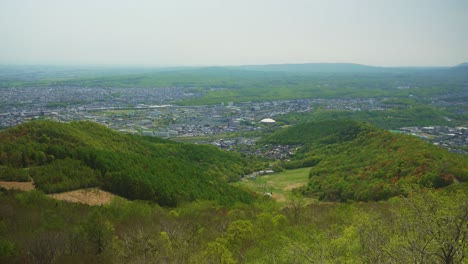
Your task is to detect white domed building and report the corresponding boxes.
[260,118,276,124]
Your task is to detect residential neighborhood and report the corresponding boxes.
[1,85,466,155]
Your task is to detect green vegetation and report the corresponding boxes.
[261,120,468,201]
[30,158,101,193]
[0,167,29,182]
[2,119,465,205]
[276,100,460,129]
[0,186,466,263]
[0,121,258,206]
[1,64,467,263]
[260,120,364,147]
[0,118,467,263]
[232,167,311,202]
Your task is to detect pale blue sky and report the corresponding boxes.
[1,0,467,67]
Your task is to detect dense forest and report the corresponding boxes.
[261,120,468,201]
[0,121,258,206]
[1,119,466,204]
[0,120,466,263]
[0,186,466,263]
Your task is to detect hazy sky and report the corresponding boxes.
[1,0,467,67]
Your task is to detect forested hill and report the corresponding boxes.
[259,120,367,147]
[262,121,468,201]
[0,121,255,206]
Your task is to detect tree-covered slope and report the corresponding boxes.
[0,121,255,206]
[262,120,468,201]
[259,120,366,146]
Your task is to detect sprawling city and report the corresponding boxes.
[2,84,466,155]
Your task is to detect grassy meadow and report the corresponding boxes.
[233,167,312,203]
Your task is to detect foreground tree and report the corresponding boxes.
[389,189,468,264]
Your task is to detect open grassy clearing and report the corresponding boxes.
[233,167,312,203]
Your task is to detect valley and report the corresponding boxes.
[0,64,467,263]
[2,0,468,262]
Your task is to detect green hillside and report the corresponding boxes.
[262,120,468,201]
[275,99,462,129]
[0,121,255,206]
[260,120,366,146]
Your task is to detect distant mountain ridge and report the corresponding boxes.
[228,63,386,73]
[454,62,468,68]
[159,62,468,77]
[2,62,463,81]
[445,62,468,76]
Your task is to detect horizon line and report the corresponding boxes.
[0,61,466,69]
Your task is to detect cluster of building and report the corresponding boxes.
[0,86,197,128]
[244,170,275,180]
[1,85,466,156]
[320,98,388,111]
[2,84,400,131]
[398,126,468,154]
[197,136,301,160]
[0,86,317,136]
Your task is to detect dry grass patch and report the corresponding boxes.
[0,180,118,205]
[0,181,35,191]
[48,188,116,205]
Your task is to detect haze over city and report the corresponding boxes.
[1,0,467,67]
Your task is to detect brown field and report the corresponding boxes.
[0,181,116,205]
[48,188,116,205]
[0,181,35,191]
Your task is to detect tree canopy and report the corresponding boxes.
[262,120,468,201]
[0,120,256,206]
